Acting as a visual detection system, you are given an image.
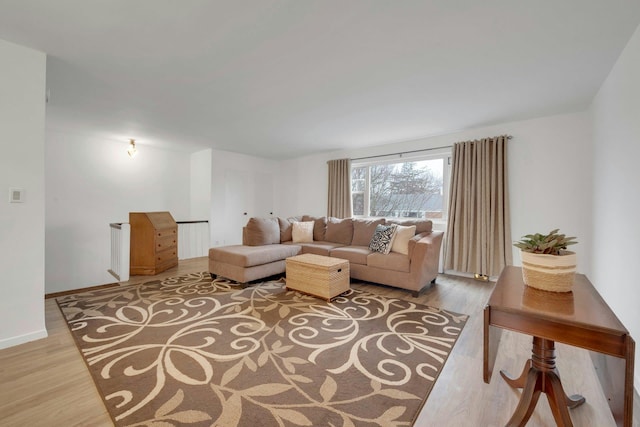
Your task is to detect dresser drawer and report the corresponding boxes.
[156,247,177,264]
[156,228,177,239]
[155,234,177,251]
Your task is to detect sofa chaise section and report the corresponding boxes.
[209,244,301,283]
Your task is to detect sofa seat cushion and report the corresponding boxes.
[367,252,410,272]
[298,242,344,257]
[209,244,301,268]
[329,246,372,265]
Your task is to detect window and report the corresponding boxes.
[351,153,449,220]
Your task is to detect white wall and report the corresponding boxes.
[45,132,191,293]
[276,154,331,218]
[209,149,279,247]
[0,40,47,349]
[190,149,212,220]
[280,112,593,273]
[590,23,640,389]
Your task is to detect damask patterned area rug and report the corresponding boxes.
[57,272,467,427]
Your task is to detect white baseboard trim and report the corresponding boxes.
[0,329,48,350]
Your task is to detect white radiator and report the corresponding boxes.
[108,223,130,282]
[177,221,210,260]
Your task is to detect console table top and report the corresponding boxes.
[489,266,628,337]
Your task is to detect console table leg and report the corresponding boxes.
[545,370,581,426]
[502,337,586,427]
[565,393,586,409]
[500,359,532,389]
[505,369,542,427]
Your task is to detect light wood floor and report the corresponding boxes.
[0,257,637,426]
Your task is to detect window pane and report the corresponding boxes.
[352,167,366,180]
[352,179,365,192]
[368,159,444,218]
[352,193,364,216]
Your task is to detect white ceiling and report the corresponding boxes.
[1,1,639,159]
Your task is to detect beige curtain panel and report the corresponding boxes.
[327,158,352,218]
[445,135,512,277]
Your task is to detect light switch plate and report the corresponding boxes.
[9,188,24,203]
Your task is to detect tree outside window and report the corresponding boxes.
[352,158,445,219]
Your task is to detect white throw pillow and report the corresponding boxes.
[391,225,417,255]
[292,221,314,243]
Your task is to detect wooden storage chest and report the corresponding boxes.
[129,212,178,275]
[285,253,350,301]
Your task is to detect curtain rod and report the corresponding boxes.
[351,135,512,162]
[352,145,451,161]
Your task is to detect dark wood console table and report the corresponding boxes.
[484,266,635,426]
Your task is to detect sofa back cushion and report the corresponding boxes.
[278,216,302,242]
[243,217,280,246]
[385,218,432,234]
[351,218,386,246]
[301,215,327,241]
[324,217,354,245]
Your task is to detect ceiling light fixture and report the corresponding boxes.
[127,139,137,158]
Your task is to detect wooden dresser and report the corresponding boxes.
[129,212,178,275]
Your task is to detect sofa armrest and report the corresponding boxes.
[409,230,444,286]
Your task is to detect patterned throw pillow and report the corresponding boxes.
[368,224,397,254]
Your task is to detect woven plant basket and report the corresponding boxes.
[520,250,577,293]
[522,285,575,314]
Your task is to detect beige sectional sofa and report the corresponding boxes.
[208,215,444,296]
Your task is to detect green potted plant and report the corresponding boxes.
[514,229,577,292]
